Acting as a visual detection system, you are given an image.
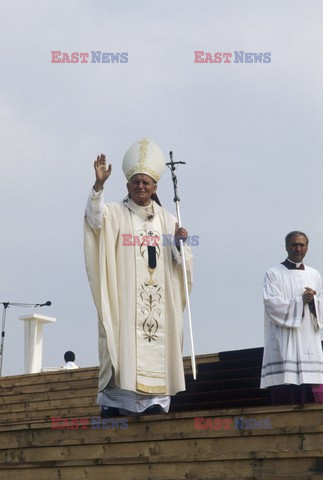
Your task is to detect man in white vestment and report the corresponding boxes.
[261,231,323,404]
[84,138,192,416]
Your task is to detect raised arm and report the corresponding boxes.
[85,153,112,230]
[94,153,112,192]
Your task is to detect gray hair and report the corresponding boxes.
[285,231,309,246]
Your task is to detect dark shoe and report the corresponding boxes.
[143,404,165,414]
[100,406,120,418]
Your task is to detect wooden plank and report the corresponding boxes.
[182,353,220,367]
[0,394,97,415]
[218,347,264,360]
[0,352,218,389]
[1,439,323,465]
[172,387,268,402]
[175,377,263,394]
[171,398,269,412]
[1,401,322,429]
[0,377,98,398]
[183,353,219,374]
[0,407,101,425]
[3,432,322,467]
[0,376,265,410]
[171,395,269,412]
[0,404,321,478]
[0,368,99,389]
[0,378,97,398]
[0,457,322,479]
[0,402,322,432]
[185,357,263,377]
[0,408,322,450]
[0,349,267,415]
[0,387,97,405]
[186,366,261,382]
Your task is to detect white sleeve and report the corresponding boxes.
[311,273,323,330]
[172,243,193,267]
[263,270,303,329]
[85,188,104,230]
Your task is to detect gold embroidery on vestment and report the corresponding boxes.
[139,283,161,342]
[126,138,161,180]
[136,381,166,394]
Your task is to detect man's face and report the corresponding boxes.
[286,234,308,263]
[127,174,157,206]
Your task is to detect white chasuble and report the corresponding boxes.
[84,192,192,397]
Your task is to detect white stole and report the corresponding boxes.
[125,199,166,393]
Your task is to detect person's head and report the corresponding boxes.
[64,351,75,363]
[127,173,157,206]
[285,231,309,263]
[122,138,165,206]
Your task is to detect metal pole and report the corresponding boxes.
[0,303,9,377]
[166,152,196,380]
[0,301,52,376]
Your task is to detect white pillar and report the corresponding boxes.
[19,314,56,374]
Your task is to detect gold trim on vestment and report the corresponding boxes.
[136,368,165,378]
[136,381,166,394]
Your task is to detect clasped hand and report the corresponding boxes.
[303,287,316,304]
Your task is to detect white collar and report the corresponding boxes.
[287,258,303,268]
[123,196,159,221]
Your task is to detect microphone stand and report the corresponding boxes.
[166,152,196,380]
[0,301,51,376]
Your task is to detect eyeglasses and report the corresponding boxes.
[289,243,306,247]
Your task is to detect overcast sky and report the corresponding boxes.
[0,0,322,376]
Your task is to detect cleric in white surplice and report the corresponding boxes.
[261,231,323,404]
[84,138,192,415]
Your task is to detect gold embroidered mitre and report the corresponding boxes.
[122,138,166,182]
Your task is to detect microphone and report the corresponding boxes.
[37,301,52,307]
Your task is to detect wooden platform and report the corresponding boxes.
[174,347,269,411]
[0,348,322,479]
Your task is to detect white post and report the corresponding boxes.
[19,314,56,374]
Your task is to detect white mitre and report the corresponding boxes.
[122,138,166,182]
